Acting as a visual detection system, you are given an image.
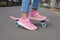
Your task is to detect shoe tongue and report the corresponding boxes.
[30,11,36,16]
[21,18,30,21]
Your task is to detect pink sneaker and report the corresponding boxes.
[17,18,37,30]
[29,11,47,20]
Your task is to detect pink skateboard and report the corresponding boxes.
[10,16,50,28]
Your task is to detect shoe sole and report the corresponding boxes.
[29,17,47,20]
[17,21,37,30]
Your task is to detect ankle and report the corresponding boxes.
[31,8,37,12]
[22,12,28,18]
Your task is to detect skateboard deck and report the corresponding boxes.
[10,16,50,28]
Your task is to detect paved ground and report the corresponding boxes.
[0,6,60,40]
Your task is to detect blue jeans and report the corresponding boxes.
[21,0,40,13]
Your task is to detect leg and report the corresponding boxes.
[31,0,40,11]
[17,0,37,30]
[21,0,31,18]
[29,0,46,20]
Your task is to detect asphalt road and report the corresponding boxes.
[0,6,60,40]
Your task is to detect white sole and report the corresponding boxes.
[17,21,37,30]
[29,17,50,22]
[29,17,46,20]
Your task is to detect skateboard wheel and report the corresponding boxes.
[40,22,47,28]
[16,22,20,27]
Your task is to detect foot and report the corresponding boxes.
[17,18,37,30]
[29,11,47,20]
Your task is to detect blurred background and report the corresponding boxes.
[0,0,60,10]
